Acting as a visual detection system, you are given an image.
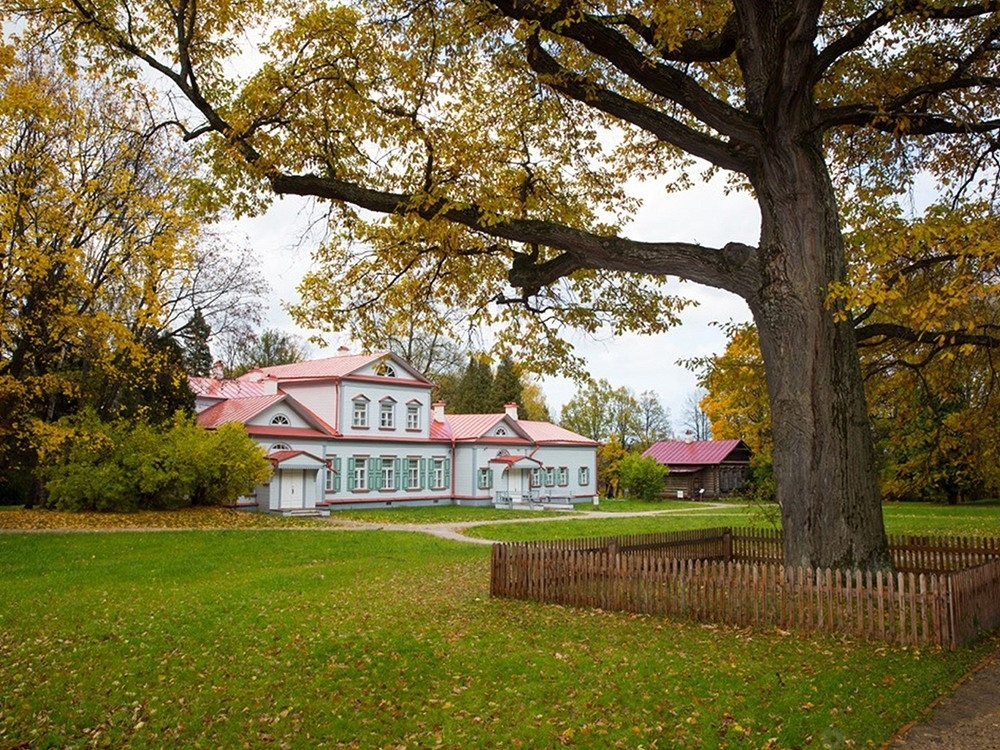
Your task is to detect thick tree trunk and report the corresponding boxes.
[749,139,891,571]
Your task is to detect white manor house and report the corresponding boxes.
[189,350,598,514]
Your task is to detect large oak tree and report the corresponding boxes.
[17,0,1000,568]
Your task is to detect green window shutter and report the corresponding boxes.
[443,458,451,489]
[368,457,380,490]
[420,458,428,489]
[347,457,356,490]
[395,458,403,490]
[333,457,342,492]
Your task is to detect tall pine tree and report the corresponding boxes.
[452,357,494,414]
[181,308,213,377]
[488,357,523,413]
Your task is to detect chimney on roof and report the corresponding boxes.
[504,402,519,421]
[433,401,446,422]
[337,345,350,354]
[683,430,695,444]
[263,378,278,396]
[210,360,225,379]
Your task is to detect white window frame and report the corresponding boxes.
[352,398,369,428]
[352,457,368,490]
[477,468,493,490]
[557,467,569,487]
[270,413,290,425]
[578,466,590,486]
[432,458,446,489]
[406,403,420,431]
[381,457,396,490]
[407,458,421,490]
[380,399,396,429]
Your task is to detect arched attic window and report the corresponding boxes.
[270,413,291,425]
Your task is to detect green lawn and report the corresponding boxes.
[1,520,997,748]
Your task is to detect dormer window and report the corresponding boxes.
[495,427,507,436]
[270,414,290,426]
[269,443,291,452]
[380,398,396,429]
[352,397,370,428]
[374,361,397,377]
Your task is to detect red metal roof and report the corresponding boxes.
[489,454,543,466]
[518,420,599,445]
[642,439,750,467]
[196,395,286,429]
[444,414,530,441]
[439,413,595,445]
[266,450,329,467]
[189,377,264,400]
[246,425,336,440]
[237,351,430,383]
[196,394,339,437]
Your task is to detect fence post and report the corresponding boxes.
[723,529,733,562]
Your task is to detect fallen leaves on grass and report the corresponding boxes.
[0,506,326,531]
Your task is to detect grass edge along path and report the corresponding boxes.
[1,524,997,749]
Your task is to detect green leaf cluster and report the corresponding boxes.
[617,451,668,501]
[36,412,272,512]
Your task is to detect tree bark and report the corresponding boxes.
[748,137,892,571]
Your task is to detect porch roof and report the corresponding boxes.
[489,454,543,467]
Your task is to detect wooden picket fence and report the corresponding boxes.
[489,528,1000,649]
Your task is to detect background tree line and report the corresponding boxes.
[0,42,272,506]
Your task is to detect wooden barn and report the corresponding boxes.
[642,439,752,499]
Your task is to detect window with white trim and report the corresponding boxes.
[407,458,421,489]
[432,458,446,489]
[269,443,291,452]
[351,457,368,490]
[381,457,396,490]
[406,403,420,430]
[352,397,369,428]
[544,467,555,487]
[270,413,290,425]
[477,468,493,490]
[530,467,541,487]
[380,399,396,429]
[578,466,590,485]
[557,467,569,486]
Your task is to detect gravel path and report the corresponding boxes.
[885,653,1000,750]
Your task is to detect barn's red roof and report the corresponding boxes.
[642,439,750,466]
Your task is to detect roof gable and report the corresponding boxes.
[238,351,432,385]
[444,413,531,441]
[642,439,752,467]
[197,393,339,437]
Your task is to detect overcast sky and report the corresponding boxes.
[228,171,760,433]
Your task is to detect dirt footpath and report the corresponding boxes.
[885,652,1000,750]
